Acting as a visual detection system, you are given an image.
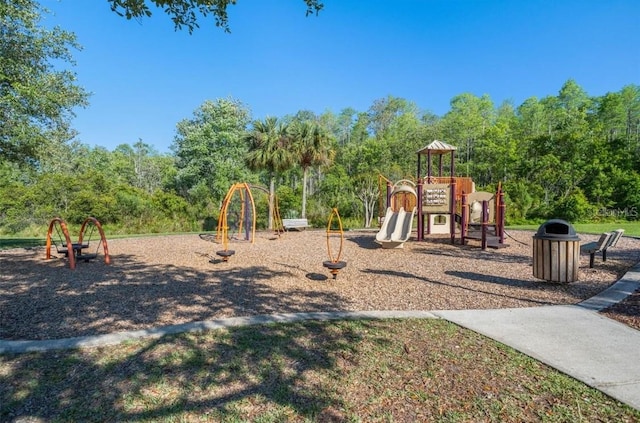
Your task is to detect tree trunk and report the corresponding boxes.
[356,178,378,228]
[268,175,275,230]
[301,166,309,219]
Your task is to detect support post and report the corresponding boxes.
[461,192,468,245]
[244,193,251,241]
[481,200,489,250]
[450,182,457,244]
[450,150,455,182]
[417,179,424,241]
[498,187,506,245]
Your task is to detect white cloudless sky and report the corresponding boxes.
[45,0,640,153]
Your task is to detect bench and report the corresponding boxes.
[580,229,624,268]
[282,218,310,231]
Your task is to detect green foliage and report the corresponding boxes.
[107,0,324,33]
[609,171,640,220]
[503,180,533,225]
[288,118,335,218]
[551,188,598,223]
[3,3,640,234]
[276,185,299,219]
[245,116,295,228]
[0,0,89,166]
[1,69,640,235]
[172,98,253,207]
[316,166,357,217]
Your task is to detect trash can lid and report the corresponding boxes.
[533,219,580,240]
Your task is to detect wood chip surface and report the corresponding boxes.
[1,230,639,340]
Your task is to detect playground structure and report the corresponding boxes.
[323,208,347,279]
[216,182,284,244]
[45,217,111,269]
[379,140,506,249]
[375,179,418,249]
[215,209,235,262]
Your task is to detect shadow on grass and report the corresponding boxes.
[0,242,360,420]
[0,319,370,421]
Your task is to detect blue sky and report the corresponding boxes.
[45,0,640,153]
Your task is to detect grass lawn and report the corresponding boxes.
[0,238,46,250]
[509,221,640,237]
[2,225,640,420]
[2,319,639,422]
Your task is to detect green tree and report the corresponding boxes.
[320,107,358,146]
[367,95,418,140]
[353,173,379,228]
[245,117,294,228]
[473,101,519,186]
[289,120,334,219]
[172,98,252,208]
[596,85,640,152]
[107,0,324,33]
[0,0,89,166]
[440,93,495,177]
[111,140,173,193]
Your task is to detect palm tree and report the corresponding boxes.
[289,120,335,219]
[245,117,293,229]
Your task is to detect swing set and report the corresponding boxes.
[45,217,110,270]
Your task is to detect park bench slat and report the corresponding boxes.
[580,229,624,268]
[283,218,309,230]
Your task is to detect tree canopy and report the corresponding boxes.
[171,98,253,207]
[107,0,324,33]
[1,81,639,236]
[0,0,89,166]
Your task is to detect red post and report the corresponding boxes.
[450,182,457,244]
[417,179,424,241]
[461,192,468,245]
[498,189,506,245]
[481,200,489,250]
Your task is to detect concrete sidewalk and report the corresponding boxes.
[435,265,640,411]
[435,304,640,410]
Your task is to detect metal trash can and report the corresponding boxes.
[533,219,581,283]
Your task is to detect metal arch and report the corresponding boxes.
[79,217,111,265]
[46,217,76,270]
[326,208,344,263]
[217,182,257,244]
[323,208,347,279]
